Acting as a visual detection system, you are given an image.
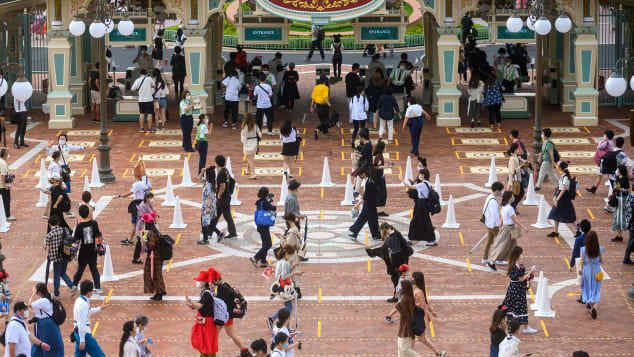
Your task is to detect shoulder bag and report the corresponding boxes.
[480,197,496,224]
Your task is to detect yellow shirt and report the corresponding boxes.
[311,84,329,104]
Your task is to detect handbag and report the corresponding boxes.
[58,145,71,183]
[511,181,521,196]
[254,201,276,226]
[480,197,495,224]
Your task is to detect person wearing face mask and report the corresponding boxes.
[389,61,410,95]
[131,68,155,133]
[12,74,29,150]
[195,114,209,175]
[5,301,51,357]
[262,64,277,103]
[141,214,166,301]
[28,283,64,357]
[186,270,219,357]
[119,321,140,357]
[207,268,248,354]
[271,308,300,357]
[46,133,85,194]
[179,91,195,152]
[72,280,109,357]
[133,315,151,357]
[402,97,431,157]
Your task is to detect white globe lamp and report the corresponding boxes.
[506,15,523,33]
[68,19,86,37]
[630,75,634,91]
[118,19,134,36]
[89,22,107,38]
[605,73,627,97]
[555,14,572,33]
[535,16,552,35]
[11,80,33,102]
[104,19,115,33]
[526,16,536,31]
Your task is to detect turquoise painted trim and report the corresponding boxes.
[437,88,461,95]
[47,90,73,98]
[70,38,76,77]
[54,53,65,86]
[190,52,201,85]
[443,50,454,84]
[208,0,221,10]
[581,102,591,113]
[113,114,140,122]
[190,89,208,96]
[443,101,454,114]
[55,104,65,116]
[574,88,599,95]
[72,94,78,104]
[569,91,575,101]
[423,0,434,8]
[569,33,576,74]
[581,50,592,83]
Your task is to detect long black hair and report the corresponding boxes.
[272,331,288,350]
[559,161,571,178]
[119,320,135,357]
[280,120,293,137]
[35,282,52,302]
[275,307,290,328]
[412,271,428,304]
[501,191,513,206]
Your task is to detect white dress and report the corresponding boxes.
[241,125,261,155]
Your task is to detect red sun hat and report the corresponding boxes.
[207,267,221,282]
[0,271,8,279]
[399,264,409,272]
[141,213,155,223]
[193,270,210,282]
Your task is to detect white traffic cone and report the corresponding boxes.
[485,157,497,188]
[441,195,460,229]
[434,173,444,203]
[319,157,335,187]
[341,174,355,206]
[35,190,48,208]
[180,157,196,187]
[169,196,187,229]
[403,156,414,184]
[230,183,242,206]
[89,158,104,188]
[35,158,47,189]
[531,196,553,229]
[605,179,611,186]
[83,175,91,194]
[29,261,48,282]
[0,195,10,232]
[100,245,118,282]
[531,271,556,317]
[226,156,234,178]
[162,175,176,207]
[522,172,539,206]
[277,174,288,206]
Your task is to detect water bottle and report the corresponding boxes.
[147,338,152,345]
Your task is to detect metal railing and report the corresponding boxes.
[221,33,426,50]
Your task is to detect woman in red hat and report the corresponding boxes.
[207,268,249,354]
[142,215,166,301]
[186,270,218,357]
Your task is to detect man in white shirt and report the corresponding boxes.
[4,301,50,357]
[73,280,108,357]
[222,71,241,129]
[254,73,274,134]
[12,77,28,150]
[131,69,155,133]
[482,181,504,264]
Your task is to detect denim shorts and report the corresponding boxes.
[158,97,167,108]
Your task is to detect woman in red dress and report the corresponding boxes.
[186,270,219,357]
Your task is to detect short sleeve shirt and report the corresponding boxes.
[131,180,151,200]
[254,83,273,109]
[0,158,8,189]
[4,317,30,357]
[311,84,329,104]
[216,168,230,200]
[541,141,553,162]
[405,104,423,118]
[501,204,516,225]
[179,100,193,116]
[197,123,209,141]
[414,181,431,199]
[31,297,53,319]
[222,77,241,102]
[558,175,570,191]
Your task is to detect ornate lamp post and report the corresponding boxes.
[68,0,135,183]
[506,1,572,166]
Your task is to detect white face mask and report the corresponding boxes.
[23,310,30,318]
[195,281,202,288]
[59,139,66,145]
[186,95,191,101]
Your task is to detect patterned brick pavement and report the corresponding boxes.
[1,69,633,357]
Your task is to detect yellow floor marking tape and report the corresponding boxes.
[23,169,31,178]
[166,259,173,272]
[320,187,324,199]
[466,258,472,272]
[105,289,113,304]
[318,288,322,303]
[367,258,371,273]
[587,208,595,219]
[554,237,561,246]
[92,321,100,336]
[122,168,129,177]
[583,126,590,134]
[564,257,570,269]
[175,233,182,245]
[459,166,464,175]
[80,169,87,178]
[317,320,322,337]
[129,153,137,162]
[429,320,436,338]
[529,288,536,303]
[138,140,144,148]
[458,232,465,246]
[540,320,549,337]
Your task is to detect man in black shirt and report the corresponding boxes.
[214,155,237,240]
[348,166,380,241]
[72,205,102,294]
[345,63,362,100]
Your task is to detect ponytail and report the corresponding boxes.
[119,321,135,357]
[559,161,570,178]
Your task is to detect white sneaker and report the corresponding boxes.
[496,260,508,265]
[6,216,15,221]
[93,288,103,295]
[481,259,488,264]
[522,327,537,334]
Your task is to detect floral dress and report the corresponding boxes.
[482,81,503,106]
[502,264,529,325]
[201,182,216,228]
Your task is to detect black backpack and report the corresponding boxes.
[552,145,560,163]
[568,176,578,200]
[317,29,325,41]
[219,283,248,319]
[0,318,26,346]
[424,182,442,215]
[224,171,236,196]
[59,193,71,213]
[600,150,621,175]
[157,234,174,260]
[47,298,67,325]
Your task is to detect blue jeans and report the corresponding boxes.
[53,261,74,297]
[271,299,293,320]
[408,118,423,156]
[197,140,208,175]
[254,225,272,263]
[74,332,105,357]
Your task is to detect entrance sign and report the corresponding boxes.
[496,26,535,41]
[361,26,399,41]
[256,0,384,23]
[107,25,149,46]
[244,27,283,42]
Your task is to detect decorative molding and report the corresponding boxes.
[437,26,459,36]
[574,25,597,35]
[184,27,207,37]
[48,29,71,39]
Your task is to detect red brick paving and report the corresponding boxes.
[1,70,633,357]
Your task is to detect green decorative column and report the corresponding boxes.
[184,27,209,117]
[561,31,577,112]
[69,36,87,115]
[47,29,74,129]
[572,26,598,126]
[435,27,461,127]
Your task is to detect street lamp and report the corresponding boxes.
[505,0,572,167]
[68,0,135,183]
[605,58,634,97]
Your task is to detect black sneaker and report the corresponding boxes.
[611,236,623,242]
[623,259,634,265]
[299,256,309,262]
[386,297,398,303]
[249,257,258,267]
[314,129,318,140]
[120,239,133,245]
[266,317,273,329]
[225,233,238,239]
[197,240,209,245]
[591,307,597,319]
[535,187,541,192]
[547,232,558,238]
[586,186,597,194]
[487,262,497,271]
[132,259,143,264]
[377,211,389,217]
[216,232,226,243]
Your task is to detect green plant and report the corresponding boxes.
[404,2,413,16]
